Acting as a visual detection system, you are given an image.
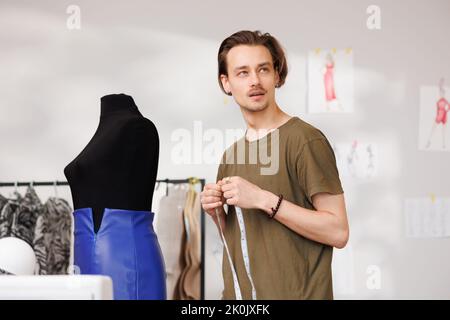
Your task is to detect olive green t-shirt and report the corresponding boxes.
[216,116,344,300]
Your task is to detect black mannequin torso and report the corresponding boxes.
[64,94,159,233]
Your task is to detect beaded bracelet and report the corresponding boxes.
[269,194,283,219]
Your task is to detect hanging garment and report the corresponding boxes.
[33,197,72,275]
[73,207,166,300]
[0,192,20,241]
[0,194,14,276]
[181,188,201,299]
[156,184,187,299]
[0,194,7,214]
[175,188,201,300]
[0,187,40,247]
[0,193,11,237]
[0,187,72,275]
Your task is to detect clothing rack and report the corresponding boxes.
[0,178,207,300]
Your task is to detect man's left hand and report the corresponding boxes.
[218,176,263,209]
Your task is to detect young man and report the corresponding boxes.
[200,30,349,300]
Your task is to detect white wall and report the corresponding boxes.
[0,0,449,299]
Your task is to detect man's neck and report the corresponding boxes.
[241,102,292,141]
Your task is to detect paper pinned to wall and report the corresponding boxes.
[404,197,450,238]
[418,80,450,152]
[331,141,378,179]
[307,48,354,113]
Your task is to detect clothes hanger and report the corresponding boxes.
[8,181,18,199]
[53,180,59,198]
[188,177,199,192]
[28,181,34,193]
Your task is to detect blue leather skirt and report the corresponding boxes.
[73,208,166,300]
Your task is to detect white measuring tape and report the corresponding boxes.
[215,206,257,300]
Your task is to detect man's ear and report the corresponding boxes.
[220,74,232,95]
[275,69,280,88]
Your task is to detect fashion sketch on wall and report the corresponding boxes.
[307,48,354,113]
[331,140,377,179]
[420,78,450,151]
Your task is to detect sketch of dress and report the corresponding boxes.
[425,78,449,149]
[347,140,359,177]
[323,53,342,111]
[324,62,336,101]
[435,98,449,125]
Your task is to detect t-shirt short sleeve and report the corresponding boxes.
[297,138,344,205]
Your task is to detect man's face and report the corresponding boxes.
[221,45,279,112]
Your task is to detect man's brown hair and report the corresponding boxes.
[217,30,288,96]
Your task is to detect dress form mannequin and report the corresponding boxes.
[64,94,166,300]
[64,93,159,233]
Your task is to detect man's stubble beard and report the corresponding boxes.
[241,100,269,113]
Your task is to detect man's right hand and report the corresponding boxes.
[200,182,224,217]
